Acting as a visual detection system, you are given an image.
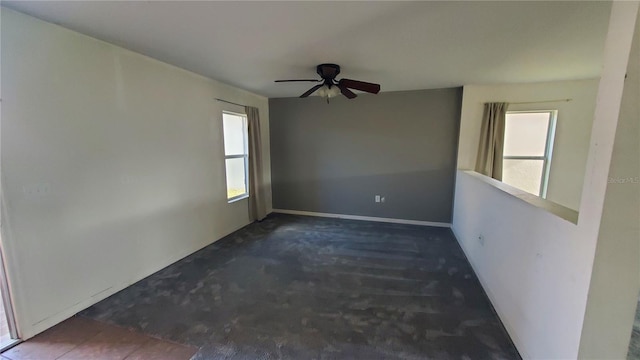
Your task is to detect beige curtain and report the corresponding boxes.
[475,102,508,180]
[246,106,267,221]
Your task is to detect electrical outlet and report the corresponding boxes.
[375,195,380,203]
[478,234,485,246]
[381,196,385,203]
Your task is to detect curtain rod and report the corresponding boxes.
[501,98,572,105]
[215,98,247,108]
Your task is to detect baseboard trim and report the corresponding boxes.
[271,209,451,228]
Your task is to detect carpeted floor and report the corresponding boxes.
[81,213,520,359]
[628,297,640,360]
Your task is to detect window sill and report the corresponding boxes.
[463,170,579,224]
[228,194,249,204]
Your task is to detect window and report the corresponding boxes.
[502,111,557,198]
[223,111,249,202]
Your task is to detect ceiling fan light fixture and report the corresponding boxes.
[317,84,341,100]
[275,63,380,101]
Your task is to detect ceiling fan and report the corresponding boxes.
[275,63,381,102]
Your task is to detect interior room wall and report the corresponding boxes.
[269,88,461,224]
[451,2,638,358]
[578,7,640,358]
[457,79,599,211]
[0,8,271,339]
[452,171,586,358]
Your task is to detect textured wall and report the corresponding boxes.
[269,88,461,223]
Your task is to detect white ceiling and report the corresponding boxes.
[3,1,612,98]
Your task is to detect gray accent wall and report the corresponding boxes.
[269,88,462,223]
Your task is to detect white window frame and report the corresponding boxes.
[222,111,249,203]
[503,110,557,198]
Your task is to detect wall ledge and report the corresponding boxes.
[461,170,579,224]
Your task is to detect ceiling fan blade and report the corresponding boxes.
[339,78,381,94]
[275,79,321,82]
[338,83,357,99]
[300,84,323,98]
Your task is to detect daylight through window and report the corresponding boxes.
[223,112,249,201]
[502,111,557,198]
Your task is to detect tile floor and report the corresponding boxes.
[1,316,197,360]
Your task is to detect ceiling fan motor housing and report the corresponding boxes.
[275,63,379,99]
[317,63,340,83]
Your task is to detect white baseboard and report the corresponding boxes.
[271,209,451,228]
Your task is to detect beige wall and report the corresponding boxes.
[452,2,638,358]
[457,79,599,211]
[0,8,271,339]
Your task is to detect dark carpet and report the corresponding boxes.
[81,213,520,359]
[628,297,640,359]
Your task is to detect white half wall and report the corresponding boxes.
[452,170,588,358]
[452,2,638,358]
[0,8,272,339]
[457,79,599,211]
